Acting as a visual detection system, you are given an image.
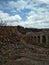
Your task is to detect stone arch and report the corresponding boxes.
[31,36,33,41]
[38,36,40,43]
[34,36,36,41]
[42,35,46,43]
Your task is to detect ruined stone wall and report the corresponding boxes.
[25,31,49,45]
[0,27,49,65]
[1,37,49,65]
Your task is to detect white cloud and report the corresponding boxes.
[7,0,39,11]
[0,10,9,19]
[6,15,22,22]
[1,0,49,12]
[7,0,28,11]
[37,0,49,3]
[0,0,49,28]
[0,10,22,25]
[23,9,49,28]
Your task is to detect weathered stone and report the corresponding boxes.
[0,26,49,65]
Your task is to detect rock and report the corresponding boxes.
[0,26,49,65]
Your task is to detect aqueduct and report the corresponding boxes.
[33,31,49,44]
[26,30,49,44]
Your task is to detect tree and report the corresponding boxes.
[0,19,6,26]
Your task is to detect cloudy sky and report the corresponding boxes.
[0,0,49,28]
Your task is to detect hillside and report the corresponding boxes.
[0,26,49,65]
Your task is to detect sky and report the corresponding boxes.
[0,0,49,28]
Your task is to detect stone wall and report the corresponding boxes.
[25,30,49,45]
[0,26,49,65]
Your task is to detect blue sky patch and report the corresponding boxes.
[0,0,49,28]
